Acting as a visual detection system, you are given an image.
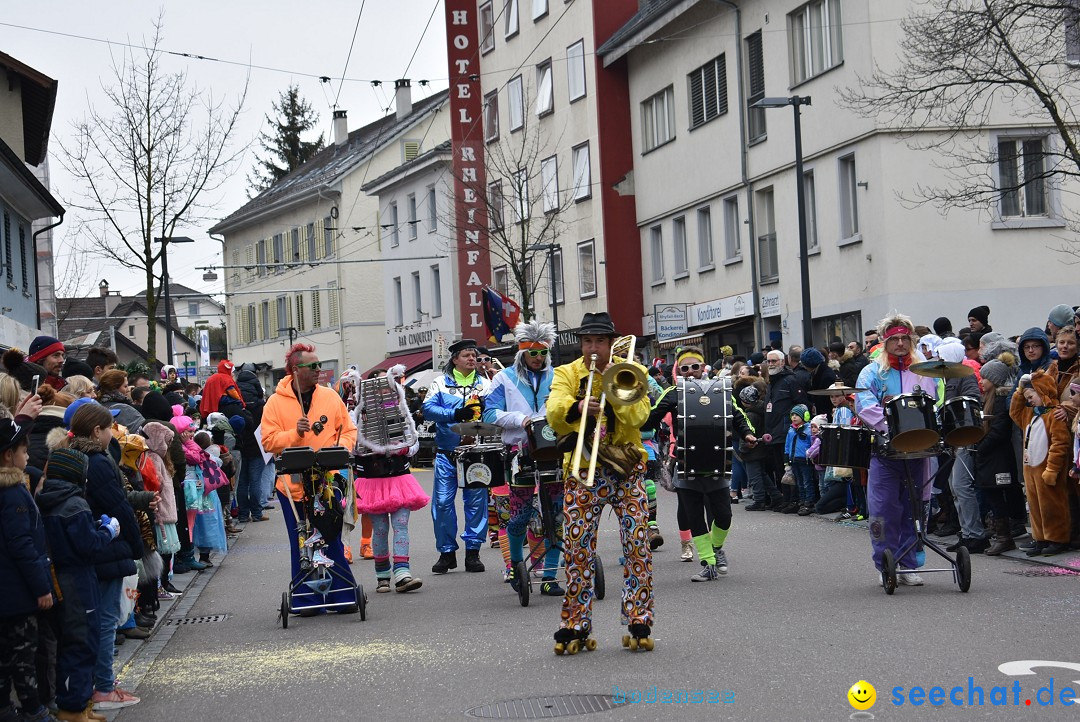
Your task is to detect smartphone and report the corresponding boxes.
[31,374,40,395]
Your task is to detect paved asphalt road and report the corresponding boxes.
[114,468,1080,721]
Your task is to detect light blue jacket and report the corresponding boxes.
[422,371,490,451]
[482,365,553,448]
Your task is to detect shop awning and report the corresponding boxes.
[363,349,432,379]
[656,333,704,351]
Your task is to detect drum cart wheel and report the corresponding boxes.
[280,592,290,628]
[594,554,606,601]
[881,550,897,595]
[955,547,971,593]
[357,584,368,620]
[514,560,530,607]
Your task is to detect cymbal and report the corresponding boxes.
[450,421,502,437]
[808,386,866,396]
[909,360,974,379]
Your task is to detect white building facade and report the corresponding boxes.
[600,0,1080,359]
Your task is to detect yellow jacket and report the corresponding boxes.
[261,376,358,501]
[546,355,650,472]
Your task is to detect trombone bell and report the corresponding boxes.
[601,362,647,406]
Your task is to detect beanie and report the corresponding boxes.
[1048,303,1074,329]
[45,448,89,487]
[228,415,246,435]
[979,359,1014,389]
[967,306,990,326]
[933,317,953,336]
[790,404,809,421]
[739,384,761,405]
[828,341,845,356]
[800,347,825,368]
[748,352,765,366]
[28,335,64,364]
[140,391,174,422]
[61,359,94,380]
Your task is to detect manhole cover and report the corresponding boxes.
[465,695,626,718]
[1003,567,1080,577]
[162,614,231,626]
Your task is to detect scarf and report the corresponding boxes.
[888,354,913,371]
[452,369,477,387]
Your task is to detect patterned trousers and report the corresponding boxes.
[0,613,41,713]
[560,463,654,633]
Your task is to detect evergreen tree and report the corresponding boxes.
[248,84,324,195]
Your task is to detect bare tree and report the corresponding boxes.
[839,1,1080,238]
[441,85,579,325]
[51,233,99,329]
[58,15,247,362]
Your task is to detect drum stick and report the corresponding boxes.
[293,373,308,437]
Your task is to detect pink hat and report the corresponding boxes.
[171,414,194,433]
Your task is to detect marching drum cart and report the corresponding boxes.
[276,446,368,627]
[874,360,981,595]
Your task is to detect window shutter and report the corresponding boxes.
[747,32,764,97]
[689,70,704,128]
[328,281,339,327]
[312,222,324,260]
[245,245,254,280]
[702,61,717,123]
[270,300,279,339]
[299,231,308,262]
[296,294,305,331]
[716,55,728,116]
[403,140,420,161]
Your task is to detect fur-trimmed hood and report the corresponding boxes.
[142,422,174,458]
[0,466,27,489]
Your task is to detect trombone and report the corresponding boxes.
[570,335,649,487]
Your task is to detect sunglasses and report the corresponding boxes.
[295,361,322,370]
[679,363,701,372]
[477,356,491,363]
[525,349,549,357]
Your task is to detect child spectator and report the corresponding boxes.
[976,358,1021,556]
[785,404,816,515]
[1010,372,1072,556]
[36,447,118,722]
[0,416,54,722]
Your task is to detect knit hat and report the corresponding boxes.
[45,448,88,486]
[933,317,953,336]
[2,348,48,392]
[748,352,765,366]
[800,347,825,369]
[979,359,1014,389]
[810,414,828,428]
[228,415,246,435]
[28,335,64,364]
[790,404,810,421]
[739,384,761,405]
[140,391,174,422]
[828,341,845,356]
[61,358,94,379]
[967,306,990,326]
[1048,303,1074,329]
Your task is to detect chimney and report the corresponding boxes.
[98,279,109,297]
[395,79,412,120]
[333,109,348,147]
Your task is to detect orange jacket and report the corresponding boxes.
[260,376,357,501]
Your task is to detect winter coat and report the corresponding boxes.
[731,378,769,462]
[200,361,246,417]
[36,476,113,572]
[72,437,143,581]
[0,466,52,617]
[1017,327,1052,383]
[235,365,265,422]
[423,370,491,451]
[100,392,145,435]
[974,391,1017,489]
[764,366,808,445]
[785,423,812,462]
[261,376,357,501]
[839,352,869,389]
[944,373,980,402]
[230,407,260,459]
[27,407,66,470]
[142,422,178,524]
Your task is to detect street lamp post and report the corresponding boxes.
[527,243,561,364]
[154,236,197,365]
[752,96,813,347]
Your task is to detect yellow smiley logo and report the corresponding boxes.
[847,680,876,711]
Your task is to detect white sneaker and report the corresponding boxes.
[898,573,924,586]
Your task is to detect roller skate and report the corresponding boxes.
[621,623,655,652]
[304,529,324,549]
[553,627,597,655]
[311,549,335,568]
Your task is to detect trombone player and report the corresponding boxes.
[546,312,655,654]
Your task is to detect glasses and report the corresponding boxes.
[526,349,549,357]
[295,361,322,370]
[679,363,701,372]
[766,358,783,364]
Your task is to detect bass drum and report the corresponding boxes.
[818,424,873,469]
[940,396,985,447]
[454,444,506,489]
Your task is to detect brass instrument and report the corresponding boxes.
[572,335,648,487]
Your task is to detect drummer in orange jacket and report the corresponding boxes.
[260,343,358,614]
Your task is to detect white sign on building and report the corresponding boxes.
[653,304,689,341]
[687,293,755,328]
[432,332,451,370]
[760,292,781,319]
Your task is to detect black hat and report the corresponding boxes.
[62,358,95,380]
[475,346,490,355]
[968,306,990,325]
[141,391,174,422]
[576,312,617,336]
[933,316,953,336]
[0,417,31,454]
[2,348,47,392]
[448,339,478,356]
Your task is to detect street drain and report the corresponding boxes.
[1003,567,1080,577]
[465,695,626,718]
[162,614,231,626]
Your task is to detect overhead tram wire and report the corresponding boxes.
[335,0,367,108]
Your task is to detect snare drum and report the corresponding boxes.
[454,444,506,489]
[525,414,562,462]
[940,396,985,447]
[884,393,940,452]
[818,424,873,469]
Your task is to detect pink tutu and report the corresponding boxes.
[355,473,430,514]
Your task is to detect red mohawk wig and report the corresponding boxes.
[285,343,316,375]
